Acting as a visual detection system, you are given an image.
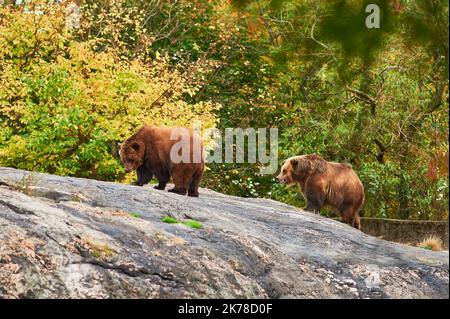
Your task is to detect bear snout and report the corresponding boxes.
[124,165,134,173]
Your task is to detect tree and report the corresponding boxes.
[0,1,219,180]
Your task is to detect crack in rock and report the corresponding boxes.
[0,199,36,215]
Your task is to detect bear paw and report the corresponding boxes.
[131,181,144,187]
[168,188,187,195]
[188,191,199,197]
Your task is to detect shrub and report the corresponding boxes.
[0,1,220,181]
[417,235,444,251]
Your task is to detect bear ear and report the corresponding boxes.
[290,158,298,168]
[131,142,140,152]
[118,143,123,149]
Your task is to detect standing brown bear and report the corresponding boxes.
[119,126,205,197]
[277,154,364,229]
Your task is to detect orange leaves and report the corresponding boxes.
[426,151,448,182]
[427,158,438,182]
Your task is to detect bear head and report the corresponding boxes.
[277,154,326,185]
[119,140,145,173]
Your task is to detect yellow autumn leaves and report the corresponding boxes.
[0,1,220,180]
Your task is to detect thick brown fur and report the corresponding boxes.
[119,126,205,197]
[277,154,365,229]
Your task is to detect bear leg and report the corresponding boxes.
[168,168,188,195]
[168,187,187,195]
[154,169,170,190]
[352,215,361,230]
[339,204,361,230]
[188,166,204,197]
[132,166,153,186]
[304,193,324,214]
[341,214,361,229]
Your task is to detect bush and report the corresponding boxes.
[0,1,219,180]
[417,235,444,251]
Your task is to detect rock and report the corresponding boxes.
[0,167,448,299]
[343,279,356,286]
[349,287,359,297]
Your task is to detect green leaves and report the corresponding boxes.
[0,1,219,182]
[0,0,447,221]
[319,0,395,64]
[402,0,449,75]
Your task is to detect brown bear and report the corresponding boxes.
[277,154,364,229]
[119,125,205,197]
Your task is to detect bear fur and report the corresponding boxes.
[277,154,364,229]
[119,126,205,197]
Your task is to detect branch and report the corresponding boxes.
[373,138,386,163]
[149,87,173,109]
[428,80,446,114]
[378,65,399,83]
[255,0,277,45]
[309,17,331,50]
[345,86,376,105]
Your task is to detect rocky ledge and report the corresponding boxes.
[0,167,448,298]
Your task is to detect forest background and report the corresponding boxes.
[0,0,448,220]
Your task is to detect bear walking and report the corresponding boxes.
[277,154,364,229]
[119,126,205,197]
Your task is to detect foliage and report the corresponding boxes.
[182,219,203,229]
[0,0,448,220]
[162,216,179,224]
[417,235,444,251]
[208,0,449,221]
[0,1,219,180]
[161,216,203,229]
